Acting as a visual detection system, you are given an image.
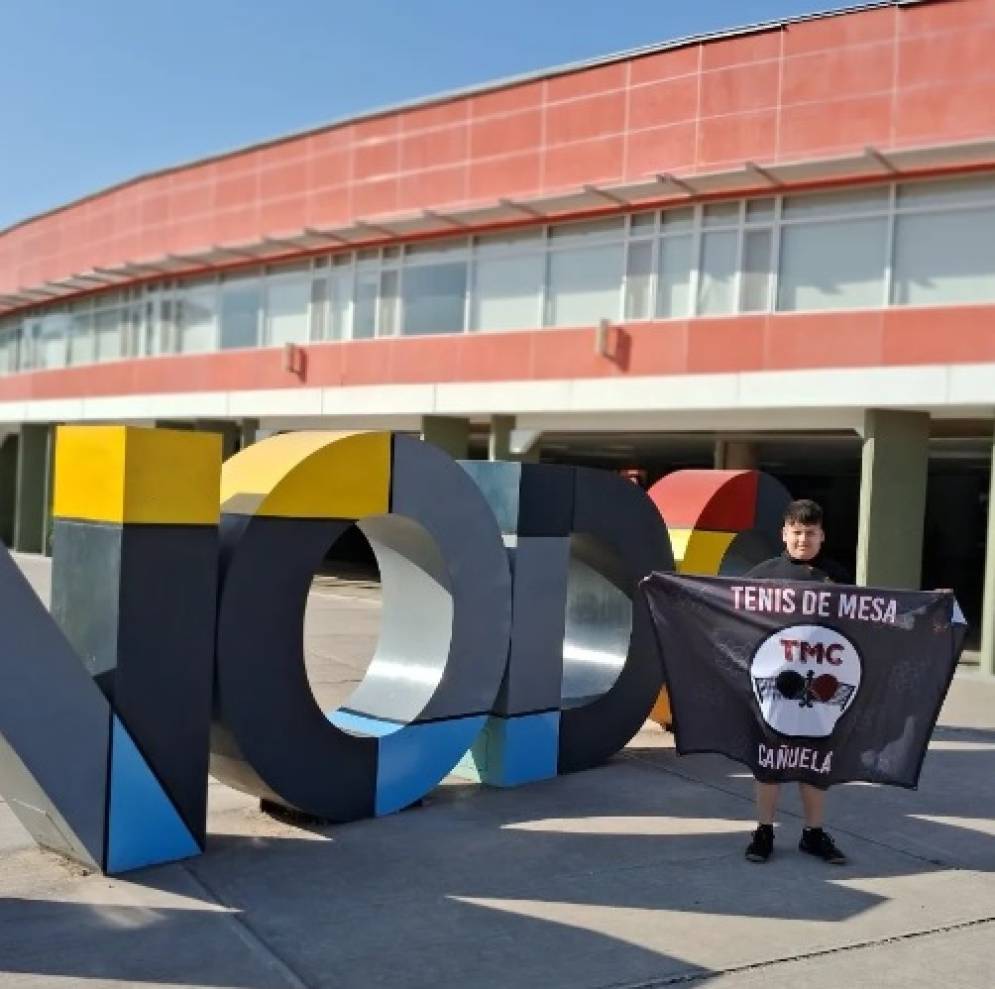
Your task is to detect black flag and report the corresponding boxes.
[641,573,967,788]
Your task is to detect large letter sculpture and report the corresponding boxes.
[0,426,677,872]
[0,426,220,872]
[644,469,791,726]
[211,431,512,819]
[457,461,675,784]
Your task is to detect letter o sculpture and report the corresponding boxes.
[211,431,512,820]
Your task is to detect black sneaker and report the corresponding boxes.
[799,827,848,864]
[745,824,774,862]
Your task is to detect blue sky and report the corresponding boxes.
[0,0,876,229]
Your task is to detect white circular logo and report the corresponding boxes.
[750,624,861,738]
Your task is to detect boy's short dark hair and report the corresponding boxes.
[783,499,823,526]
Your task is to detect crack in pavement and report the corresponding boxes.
[600,915,995,988]
[179,861,315,989]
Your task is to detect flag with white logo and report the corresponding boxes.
[641,573,966,788]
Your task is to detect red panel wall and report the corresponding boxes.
[1,306,993,403]
[2,1,995,300]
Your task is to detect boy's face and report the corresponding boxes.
[782,521,824,562]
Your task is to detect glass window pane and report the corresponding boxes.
[94,308,123,362]
[266,274,309,346]
[471,253,542,330]
[353,269,378,339]
[703,202,739,227]
[220,277,261,350]
[783,186,889,219]
[36,314,69,368]
[697,230,738,315]
[630,211,657,234]
[624,240,654,320]
[662,207,694,231]
[401,262,467,335]
[328,268,352,340]
[0,322,15,374]
[380,269,400,335]
[147,297,173,356]
[546,243,624,326]
[549,217,625,244]
[68,308,94,366]
[0,321,13,374]
[475,228,544,254]
[892,207,995,305]
[741,229,772,312]
[178,284,217,353]
[777,218,887,311]
[309,277,327,342]
[897,174,995,210]
[405,239,466,259]
[746,198,775,223]
[656,235,692,318]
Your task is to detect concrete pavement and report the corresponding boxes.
[1,554,992,988]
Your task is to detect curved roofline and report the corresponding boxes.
[1,0,926,238]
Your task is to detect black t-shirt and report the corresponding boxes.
[744,550,850,585]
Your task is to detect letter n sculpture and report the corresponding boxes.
[0,426,220,873]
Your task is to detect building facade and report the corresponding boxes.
[0,0,993,671]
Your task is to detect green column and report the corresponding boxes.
[855,409,930,590]
[421,416,470,459]
[979,428,995,677]
[0,434,18,547]
[14,423,54,555]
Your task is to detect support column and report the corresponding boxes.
[488,415,540,463]
[239,418,258,452]
[713,438,758,470]
[0,433,18,547]
[14,423,54,555]
[979,427,995,677]
[421,416,470,459]
[856,409,930,589]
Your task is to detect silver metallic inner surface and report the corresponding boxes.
[335,514,454,726]
[561,534,632,708]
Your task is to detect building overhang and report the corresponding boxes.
[3,136,995,319]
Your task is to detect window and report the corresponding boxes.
[546,218,624,327]
[892,177,995,306]
[265,266,309,347]
[656,234,693,318]
[624,241,654,320]
[93,294,125,363]
[401,242,467,335]
[353,266,379,339]
[893,209,995,306]
[741,228,773,312]
[380,269,401,335]
[327,264,352,340]
[697,230,738,315]
[68,302,95,366]
[220,275,262,350]
[777,218,887,311]
[35,314,69,369]
[471,230,543,331]
[0,320,17,374]
[177,281,218,353]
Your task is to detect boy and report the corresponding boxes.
[743,498,849,866]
